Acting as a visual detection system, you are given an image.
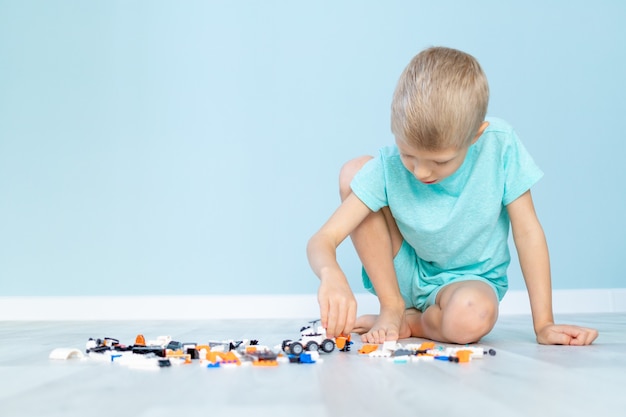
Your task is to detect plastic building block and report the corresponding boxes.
[166,350,192,364]
[223,351,241,364]
[393,349,413,357]
[382,341,399,351]
[434,355,460,363]
[245,346,260,354]
[132,346,166,357]
[285,352,318,364]
[166,341,184,351]
[49,348,85,360]
[298,352,316,364]
[335,334,352,351]
[252,360,278,367]
[85,337,128,354]
[158,359,171,367]
[205,350,242,366]
[195,345,211,360]
[419,342,436,350]
[369,349,392,358]
[358,344,379,354]
[245,348,279,366]
[455,350,472,363]
[187,348,199,360]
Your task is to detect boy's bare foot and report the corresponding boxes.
[353,308,424,343]
[353,313,402,343]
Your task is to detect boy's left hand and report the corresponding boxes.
[536,324,598,345]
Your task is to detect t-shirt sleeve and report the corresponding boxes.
[350,153,389,212]
[502,130,544,206]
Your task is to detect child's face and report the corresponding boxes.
[395,138,470,185]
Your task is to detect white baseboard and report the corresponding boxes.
[1,289,625,321]
[498,288,626,314]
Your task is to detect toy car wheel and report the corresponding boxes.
[290,342,304,355]
[305,341,319,352]
[321,339,335,353]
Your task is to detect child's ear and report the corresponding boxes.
[471,121,490,144]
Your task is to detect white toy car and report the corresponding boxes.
[282,320,336,355]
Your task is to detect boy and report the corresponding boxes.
[307,47,598,345]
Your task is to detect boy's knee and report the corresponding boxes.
[339,156,373,200]
[441,284,498,344]
[443,310,496,345]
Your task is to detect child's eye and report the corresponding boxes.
[435,160,450,165]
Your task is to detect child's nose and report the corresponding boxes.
[414,164,431,181]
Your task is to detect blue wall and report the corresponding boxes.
[1,1,625,296]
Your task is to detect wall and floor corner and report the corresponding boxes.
[1,2,625,313]
[1,289,626,321]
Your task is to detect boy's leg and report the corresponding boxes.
[339,156,406,343]
[402,280,499,344]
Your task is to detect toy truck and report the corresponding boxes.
[282,320,344,355]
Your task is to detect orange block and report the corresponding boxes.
[206,351,241,365]
[252,360,278,367]
[336,337,347,350]
[455,350,472,363]
[206,351,220,363]
[358,344,379,354]
[222,351,241,365]
[166,350,192,364]
[419,342,436,350]
[134,334,146,346]
[195,345,211,359]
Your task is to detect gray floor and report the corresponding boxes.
[0,313,624,417]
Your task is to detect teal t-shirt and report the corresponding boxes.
[350,118,543,300]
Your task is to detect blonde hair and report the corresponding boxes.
[391,47,489,150]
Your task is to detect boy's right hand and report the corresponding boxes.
[317,268,357,338]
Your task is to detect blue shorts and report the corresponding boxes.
[362,240,506,311]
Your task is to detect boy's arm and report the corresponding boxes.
[307,192,373,338]
[507,190,598,345]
